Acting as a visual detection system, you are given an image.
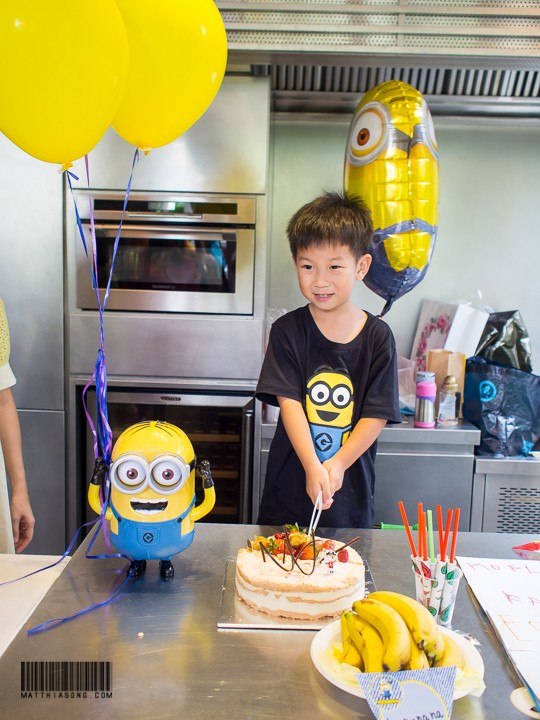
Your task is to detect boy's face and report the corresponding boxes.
[294,243,371,312]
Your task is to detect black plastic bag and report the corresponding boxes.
[475,310,532,371]
[463,356,540,457]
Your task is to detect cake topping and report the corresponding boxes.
[247,526,360,576]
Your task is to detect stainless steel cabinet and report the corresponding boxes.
[374,419,480,529]
[0,134,65,555]
[18,410,65,554]
[471,457,540,532]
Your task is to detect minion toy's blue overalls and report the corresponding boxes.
[109,497,196,561]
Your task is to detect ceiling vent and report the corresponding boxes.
[218,1,540,116]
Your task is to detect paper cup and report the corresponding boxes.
[426,557,446,618]
[411,557,462,627]
[411,555,433,608]
[437,563,463,628]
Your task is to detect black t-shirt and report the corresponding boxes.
[256,305,401,529]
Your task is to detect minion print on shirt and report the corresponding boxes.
[306,368,354,461]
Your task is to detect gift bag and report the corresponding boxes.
[463,356,540,456]
[426,349,466,417]
[475,310,533,372]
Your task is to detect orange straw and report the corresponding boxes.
[440,507,453,562]
[398,501,417,557]
[449,507,461,563]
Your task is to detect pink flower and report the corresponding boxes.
[437,314,450,330]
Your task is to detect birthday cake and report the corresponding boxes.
[235,528,365,620]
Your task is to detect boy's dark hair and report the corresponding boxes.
[287,190,373,261]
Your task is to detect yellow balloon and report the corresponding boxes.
[0,1,129,166]
[112,0,228,150]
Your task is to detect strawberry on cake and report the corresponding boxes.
[235,527,365,620]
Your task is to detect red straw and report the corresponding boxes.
[418,503,427,560]
[436,505,443,557]
[440,508,453,562]
[449,507,461,563]
[398,501,417,556]
[417,503,423,558]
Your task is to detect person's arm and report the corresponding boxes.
[0,387,35,552]
[277,396,333,509]
[323,417,387,494]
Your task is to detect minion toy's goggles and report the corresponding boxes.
[110,453,196,495]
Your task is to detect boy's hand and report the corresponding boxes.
[323,455,346,495]
[305,462,333,509]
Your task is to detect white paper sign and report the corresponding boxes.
[457,556,540,701]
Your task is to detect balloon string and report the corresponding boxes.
[27,517,135,636]
[75,148,140,466]
[66,149,141,552]
[3,514,133,635]
[65,169,96,288]
[23,516,135,636]
[0,518,98,589]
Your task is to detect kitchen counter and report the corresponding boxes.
[0,524,536,719]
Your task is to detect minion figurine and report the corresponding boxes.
[344,79,439,315]
[89,421,215,580]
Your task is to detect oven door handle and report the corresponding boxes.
[89,225,232,241]
[239,401,254,524]
[127,212,204,220]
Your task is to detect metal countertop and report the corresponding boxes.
[262,417,481,447]
[0,524,537,719]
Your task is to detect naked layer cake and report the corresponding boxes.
[235,530,365,620]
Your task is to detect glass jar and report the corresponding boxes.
[438,375,459,426]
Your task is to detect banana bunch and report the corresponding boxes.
[338,591,465,673]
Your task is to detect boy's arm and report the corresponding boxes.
[277,396,333,509]
[0,387,35,552]
[323,417,387,494]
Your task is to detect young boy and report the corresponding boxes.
[256,190,401,529]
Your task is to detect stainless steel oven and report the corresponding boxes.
[81,385,255,528]
[74,191,257,315]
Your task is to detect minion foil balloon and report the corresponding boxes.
[344,80,439,315]
[89,421,215,580]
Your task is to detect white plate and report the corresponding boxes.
[310,619,484,701]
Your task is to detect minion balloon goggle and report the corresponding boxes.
[347,99,438,166]
[110,453,195,495]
